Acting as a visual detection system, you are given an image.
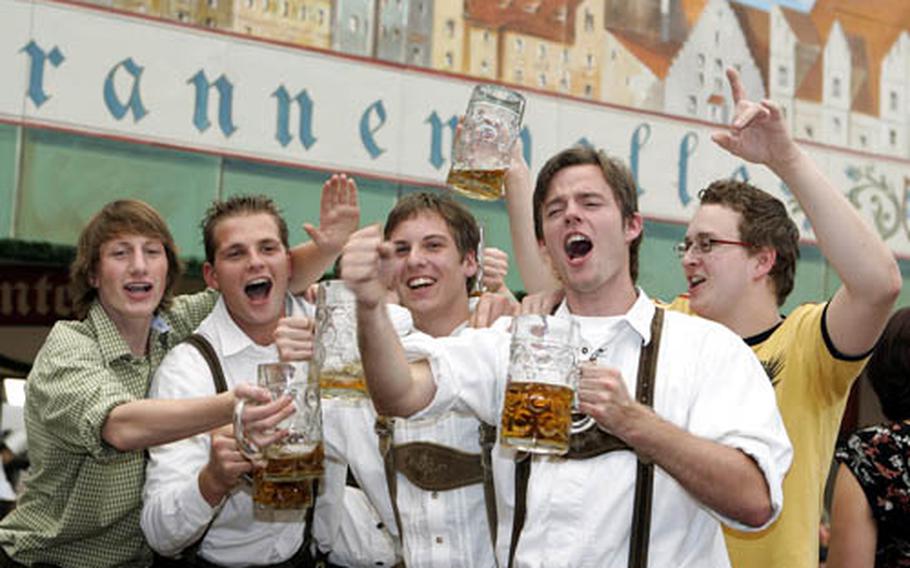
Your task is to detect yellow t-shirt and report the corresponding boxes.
[668,296,866,568]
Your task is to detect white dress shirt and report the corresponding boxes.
[405,291,793,568]
[141,295,318,567]
[322,314,498,568]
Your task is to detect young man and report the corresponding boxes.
[141,180,358,566]
[342,147,792,568]
[0,201,294,567]
[671,69,902,568]
[286,192,503,567]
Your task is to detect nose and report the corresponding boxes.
[563,200,582,225]
[406,247,427,267]
[129,249,148,274]
[248,248,266,269]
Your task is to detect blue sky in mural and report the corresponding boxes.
[734,0,815,11]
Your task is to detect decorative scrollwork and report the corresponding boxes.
[843,165,904,240]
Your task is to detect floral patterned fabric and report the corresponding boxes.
[836,421,910,568]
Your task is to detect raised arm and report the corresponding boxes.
[341,225,436,417]
[503,138,561,294]
[714,68,901,355]
[288,174,360,293]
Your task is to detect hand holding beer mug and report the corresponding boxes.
[500,315,579,455]
[447,84,526,201]
[312,279,367,400]
[235,362,324,482]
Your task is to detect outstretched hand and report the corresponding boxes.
[711,68,800,169]
[304,173,360,255]
[341,224,396,310]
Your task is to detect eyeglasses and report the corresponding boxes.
[674,236,754,258]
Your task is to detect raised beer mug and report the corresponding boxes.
[446,84,526,201]
[311,279,367,400]
[500,315,579,455]
[235,362,324,482]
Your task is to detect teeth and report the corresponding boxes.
[247,277,269,286]
[566,234,588,245]
[408,277,434,289]
[689,276,705,286]
[125,283,152,292]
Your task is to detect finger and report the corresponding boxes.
[343,176,359,206]
[726,67,746,104]
[710,131,736,153]
[471,297,492,329]
[760,99,782,121]
[235,384,275,405]
[249,428,291,448]
[377,240,395,261]
[303,223,320,243]
[732,103,769,131]
[244,395,295,424]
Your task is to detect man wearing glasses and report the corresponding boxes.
[668,68,902,568]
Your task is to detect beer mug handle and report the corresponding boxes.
[233,398,261,458]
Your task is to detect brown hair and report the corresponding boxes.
[201,195,289,264]
[70,199,182,319]
[383,192,480,291]
[697,180,800,306]
[532,145,642,282]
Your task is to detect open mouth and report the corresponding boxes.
[564,234,593,260]
[124,283,153,294]
[687,275,706,291]
[244,277,273,300]
[407,276,435,290]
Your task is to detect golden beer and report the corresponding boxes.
[500,381,573,455]
[446,168,507,201]
[319,363,368,400]
[262,442,325,482]
[252,468,313,510]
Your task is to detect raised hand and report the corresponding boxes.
[520,288,564,315]
[275,316,315,362]
[711,67,800,169]
[481,247,510,293]
[469,291,518,329]
[304,174,360,256]
[340,224,396,310]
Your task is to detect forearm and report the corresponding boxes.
[102,392,233,451]
[828,464,877,568]
[504,167,559,293]
[622,404,773,527]
[771,149,900,306]
[356,303,434,416]
[288,241,341,294]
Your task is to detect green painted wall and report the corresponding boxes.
[3,126,909,311]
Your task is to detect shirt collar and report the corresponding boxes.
[204,293,308,358]
[554,287,656,346]
[87,301,141,364]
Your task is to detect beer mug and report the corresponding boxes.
[251,470,314,517]
[235,362,324,482]
[311,279,367,400]
[500,315,579,455]
[446,84,526,201]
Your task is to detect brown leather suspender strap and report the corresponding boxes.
[507,308,664,568]
[479,422,499,547]
[376,416,406,552]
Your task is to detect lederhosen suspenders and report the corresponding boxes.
[507,308,665,568]
[375,418,499,564]
[174,334,316,568]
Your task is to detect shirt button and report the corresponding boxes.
[431,491,439,499]
[581,347,588,354]
[435,536,444,544]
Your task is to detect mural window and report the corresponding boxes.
[714,77,723,93]
[261,0,269,11]
[349,15,359,33]
[687,95,697,114]
[205,17,215,26]
[177,10,188,21]
[832,77,841,98]
[832,117,841,134]
[538,44,547,60]
[714,30,720,45]
[586,53,594,70]
[714,58,722,73]
[483,30,491,44]
[555,6,567,23]
[778,65,788,88]
[418,1,425,15]
[697,53,705,68]
[515,37,524,53]
[318,7,325,24]
[445,52,453,67]
[890,129,897,146]
[890,91,899,112]
[805,125,814,138]
[698,72,704,86]
[560,72,569,91]
[411,46,422,62]
[584,10,594,32]
[207,0,217,7]
[524,0,541,14]
[538,73,547,87]
[562,49,569,64]
[445,19,455,38]
[584,84,593,97]
[246,0,253,9]
[514,68,524,82]
[859,134,867,148]
[282,1,288,17]
[299,5,306,19]
[481,59,489,74]
[610,48,616,61]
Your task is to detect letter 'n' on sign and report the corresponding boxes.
[188,70,237,137]
[273,86,316,149]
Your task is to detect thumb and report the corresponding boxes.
[303,223,320,242]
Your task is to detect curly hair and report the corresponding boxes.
[697,180,800,306]
[70,199,182,319]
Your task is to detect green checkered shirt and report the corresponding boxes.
[0,290,217,567]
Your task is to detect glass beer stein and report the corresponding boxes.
[251,470,314,518]
[446,84,526,201]
[235,362,324,482]
[311,279,368,400]
[500,315,579,455]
